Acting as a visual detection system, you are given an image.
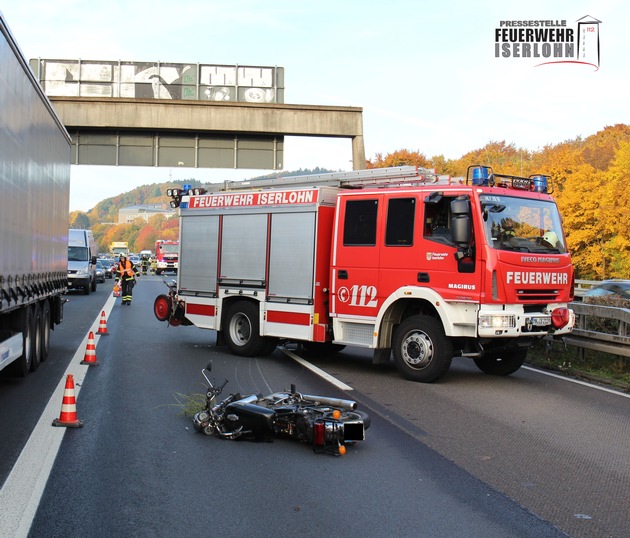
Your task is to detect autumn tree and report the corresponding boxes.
[69,211,90,229]
[134,225,158,252]
[366,149,431,169]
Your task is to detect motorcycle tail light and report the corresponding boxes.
[551,307,571,329]
[313,422,325,446]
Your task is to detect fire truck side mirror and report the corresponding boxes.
[450,196,470,216]
[450,197,471,245]
[451,215,471,245]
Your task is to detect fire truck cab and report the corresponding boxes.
[155,167,575,382]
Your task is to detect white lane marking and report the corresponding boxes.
[280,348,353,391]
[0,294,116,537]
[522,365,630,399]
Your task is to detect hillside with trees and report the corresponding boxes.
[70,126,630,279]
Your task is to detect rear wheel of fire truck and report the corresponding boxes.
[473,348,527,376]
[225,300,269,357]
[392,315,452,383]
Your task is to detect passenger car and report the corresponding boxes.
[95,261,106,283]
[583,280,630,299]
[97,258,113,279]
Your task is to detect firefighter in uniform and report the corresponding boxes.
[116,254,136,305]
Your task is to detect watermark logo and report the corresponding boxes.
[495,15,601,70]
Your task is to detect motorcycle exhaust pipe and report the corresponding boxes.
[234,394,261,405]
[266,391,357,411]
[302,394,357,410]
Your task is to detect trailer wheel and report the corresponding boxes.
[225,301,266,357]
[6,306,33,377]
[473,348,527,376]
[40,300,51,361]
[392,315,452,383]
[29,303,43,372]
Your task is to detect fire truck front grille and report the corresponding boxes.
[516,289,560,301]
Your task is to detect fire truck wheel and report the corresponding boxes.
[225,300,267,357]
[393,315,452,383]
[260,337,279,356]
[473,348,527,376]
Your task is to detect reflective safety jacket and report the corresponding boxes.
[117,260,135,279]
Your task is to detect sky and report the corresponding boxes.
[2,0,628,212]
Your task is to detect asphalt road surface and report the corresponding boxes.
[1,274,628,537]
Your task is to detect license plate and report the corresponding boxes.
[530,316,550,326]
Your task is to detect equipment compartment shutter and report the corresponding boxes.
[221,214,267,285]
[268,212,315,300]
[180,215,219,292]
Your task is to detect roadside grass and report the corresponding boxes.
[526,340,630,390]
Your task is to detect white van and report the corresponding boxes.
[68,229,98,294]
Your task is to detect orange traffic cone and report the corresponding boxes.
[52,374,84,428]
[97,310,109,335]
[81,331,99,366]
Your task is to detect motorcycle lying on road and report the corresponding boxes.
[192,363,370,456]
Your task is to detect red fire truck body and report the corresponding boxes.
[154,239,179,275]
[155,166,575,382]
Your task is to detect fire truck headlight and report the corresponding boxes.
[479,314,516,329]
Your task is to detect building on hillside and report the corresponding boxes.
[118,204,176,224]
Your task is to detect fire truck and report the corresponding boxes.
[154,239,179,275]
[154,166,575,382]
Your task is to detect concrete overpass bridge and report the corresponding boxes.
[49,96,365,171]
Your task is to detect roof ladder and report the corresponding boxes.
[208,166,463,192]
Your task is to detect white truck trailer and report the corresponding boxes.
[0,12,71,376]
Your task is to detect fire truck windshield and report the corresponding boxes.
[480,194,566,254]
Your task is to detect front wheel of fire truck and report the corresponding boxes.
[392,315,453,383]
[225,300,276,357]
[473,348,527,376]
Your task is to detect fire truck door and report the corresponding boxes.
[422,192,480,300]
[331,196,381,318]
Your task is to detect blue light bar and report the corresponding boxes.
[470,166,491,186]
[530,175,548,193]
